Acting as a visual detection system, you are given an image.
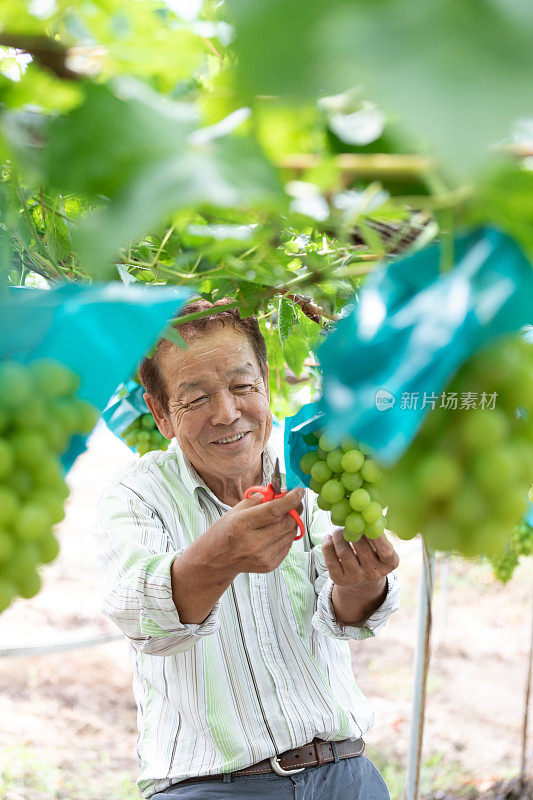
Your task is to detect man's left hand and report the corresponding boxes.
[323,529,399,590]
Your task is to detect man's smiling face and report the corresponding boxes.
[152,324,272,494]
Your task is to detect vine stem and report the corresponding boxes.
[520,588,533,788]
[278,153,434,179]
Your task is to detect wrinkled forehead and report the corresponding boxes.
[159,327,262,390]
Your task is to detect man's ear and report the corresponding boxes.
[144,392,174,440]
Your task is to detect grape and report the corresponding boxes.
[12,396,48,430]
[0,529,15,563]
[414,453,461,501]
[300,451,319,474]
[360,459,382,483]
[0,358,98,613]
[42,419,69,452]
[318,433,337,453]
[0,362,32,407]
[303,432,317,446]
[349,488,371,511]
[37,532,60,564]
[32,490,65,525]
[366,485,383,503]
[141,413,154,430]
[340,450,364,473]
[317,496,332,511]
[341,471,363,491]
[361,501,383,524]
[14,502,52,542]
[344,512,365,540]
[330,499,352,526]
[11,431,48,468]
[311,461,333,484]
[8,470,34,499]
[326,449,344,473]
[5,543,40,583]
[17,570,41,599]
[71,399,99,434]
[320,479,345,505]
[309,477,325,494]
[120,413,170,455]
[341,438,358,452]
[30,359,79,399]
[461,409,509,451]
[365,517,386,539]
[0,580,16,612]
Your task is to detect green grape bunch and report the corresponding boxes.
[300,430,387,543]
[121,413,170,456]
[382,335,533,559]
[0,359,99,613]
[490,519,533,583]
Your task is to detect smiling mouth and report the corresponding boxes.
[212,432,249,445]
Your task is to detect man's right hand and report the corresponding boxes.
[171,487,305,624]
[210,487,305,577]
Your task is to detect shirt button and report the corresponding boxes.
[264,637,271,645]
[253,577,261,587]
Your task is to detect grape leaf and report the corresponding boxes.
[278,296,296,343]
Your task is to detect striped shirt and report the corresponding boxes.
[94,438,400,798]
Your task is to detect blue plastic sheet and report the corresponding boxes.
[0,283,191,469]
[317,226,533,466]
[102,381,151,451]
[284,401,323,490]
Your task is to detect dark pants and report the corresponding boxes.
[150,755,390,799]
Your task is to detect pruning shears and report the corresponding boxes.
[244,457,305,540]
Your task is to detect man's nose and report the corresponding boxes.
[210,389,241,425]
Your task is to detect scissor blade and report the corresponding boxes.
[270,458,282,494]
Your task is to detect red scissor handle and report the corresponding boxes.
[244,485,305,540]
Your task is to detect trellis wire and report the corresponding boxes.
[0,632,122,658]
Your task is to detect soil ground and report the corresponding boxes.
[1,423,532,799]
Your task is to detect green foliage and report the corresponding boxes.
[229,0,533,177]
[0,0,532,415]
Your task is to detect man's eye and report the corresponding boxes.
[234,384,253,392]
[190,396,208,405]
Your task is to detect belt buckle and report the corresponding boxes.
[269,755,306,776]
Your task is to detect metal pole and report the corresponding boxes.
[405,539,435,800]
[435,552,451,648]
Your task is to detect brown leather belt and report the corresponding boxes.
[178,737,365,786]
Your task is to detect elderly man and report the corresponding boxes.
[95,298,400,800]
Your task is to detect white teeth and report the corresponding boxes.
[215,433,246,444]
